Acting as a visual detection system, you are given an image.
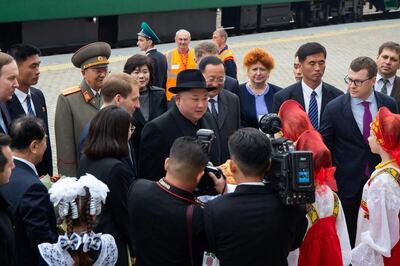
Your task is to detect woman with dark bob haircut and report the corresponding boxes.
[78,105,134,266]
[123,54,167,159]
[237,48,282,128]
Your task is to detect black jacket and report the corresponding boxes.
[78,156,134,266]
[0,193,15,266]
[7,88,53,176]
[204,184,307,266]
[147,48,168,88]
[129,178,207,266]
[139,107,221,181]
[0,160,57,266]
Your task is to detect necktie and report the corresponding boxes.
[308,91,318,129]
[209,99,218,121]
[0,111,7,134]
[381,79,388,95]
[361,101,372,177]
[26,94,35,115]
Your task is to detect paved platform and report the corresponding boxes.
[36,18,400,175]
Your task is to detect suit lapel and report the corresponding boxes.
[293,83,306,109]
[216,92,227,129]
[342,94,365,144]
[391,76,400,98]
[30,90,45,120]
[0,102,12,130]
[80,80,102,109]
[321,83,331,116]
[8,93,25,116]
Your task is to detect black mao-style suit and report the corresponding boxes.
[272,81,343,117]
[237,83,282,128]
[7,88,53,176]
[204,184,307,266]
[319,91,398,246]
[78,156,134,266]
[130,86,167,160]
[147,48,168,88]
[210,90,240,162]
[0,159,57,266]
[139,107,221,181]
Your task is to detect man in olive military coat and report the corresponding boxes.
[55,42,111,176]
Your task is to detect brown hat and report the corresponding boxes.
[71,42,111,70]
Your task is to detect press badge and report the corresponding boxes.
[171,64,180,70]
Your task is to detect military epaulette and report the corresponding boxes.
[61,86,81,96]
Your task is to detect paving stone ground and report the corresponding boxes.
[36,18,400,175]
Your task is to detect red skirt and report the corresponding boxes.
[298,216,342,266]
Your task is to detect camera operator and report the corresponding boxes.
[204,127,307,266]
[128,136,225,266]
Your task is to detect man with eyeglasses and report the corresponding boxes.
[320,56,398,248]
[55,42,111,176]
[199,55,240,162]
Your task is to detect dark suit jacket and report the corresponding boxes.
[0,193,15,266]
[7,88,53,176]
[0,160,57,266]
[211,90,240,162]
[390,75,400,111]
[320,92,398,198]
[224,76,239,94]
[204,184,307,266]
[238,83,282,128]
[0,102,12,134]
[131,86,167,161]
[78,156,134,266]
[147,48,168,88]
[139,107,221,181]
[128,178,207,266]
[272,81,344,119]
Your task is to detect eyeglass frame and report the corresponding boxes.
[205,76,226,83]
[344,75,374,87]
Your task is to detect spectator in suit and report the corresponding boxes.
[194,41,239,94]
[77,73,140,177]
[0,134,16,266]
[293,53,303,82]
[374,41,400,110]
[204,128,307,266]
[0,52,18,133]
[272,42,343,129]
[129,136,225,266]
[238,48,282,128]
[0,116,57,266]
[78,106,134,266]
[139,69,221,181]
[320,56,398,247]
[123,54,167,160]
[137,21,168,88]
[212,28,237,79]
[7,44,53,176]
[199,56,240,162]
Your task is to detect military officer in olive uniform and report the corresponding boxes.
[55,42,111,176]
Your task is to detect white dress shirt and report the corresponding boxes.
[14,88,36,115]
[302,80,323,123]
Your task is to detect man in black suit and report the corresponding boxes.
[7,44,52,176]
[374,41,400,111]
[0,52,18,134]
[204,128,307,265]
[137,21,168,88]
[272,42,343,129]
[0,116,57,266]
[199,56,240,162]
[130,136,225,266]
[320,56,398,247]
[194,41,239,94]
[139,69,221,181]
[0,134,16,266]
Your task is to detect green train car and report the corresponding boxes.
[0,0,398,52]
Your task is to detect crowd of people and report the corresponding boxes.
[0,20,399,266]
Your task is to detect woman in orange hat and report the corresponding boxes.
[294,130,351,266]
[351,107,400,266]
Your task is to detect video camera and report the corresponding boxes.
[259,114,315,205]
[195,129,224,196]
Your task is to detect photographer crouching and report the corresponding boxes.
[128,136,225,266]
[204,127,308,266]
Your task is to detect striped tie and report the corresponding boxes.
[381,79,388,95]
[26,94,35,115]
[308,91,318,129]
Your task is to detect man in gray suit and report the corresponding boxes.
[375,41,400,111]
[199,56,240,162]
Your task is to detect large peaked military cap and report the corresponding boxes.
[137,22,161,44]
[71,42,111,70]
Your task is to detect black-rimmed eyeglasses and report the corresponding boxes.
[344,75,373,87]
